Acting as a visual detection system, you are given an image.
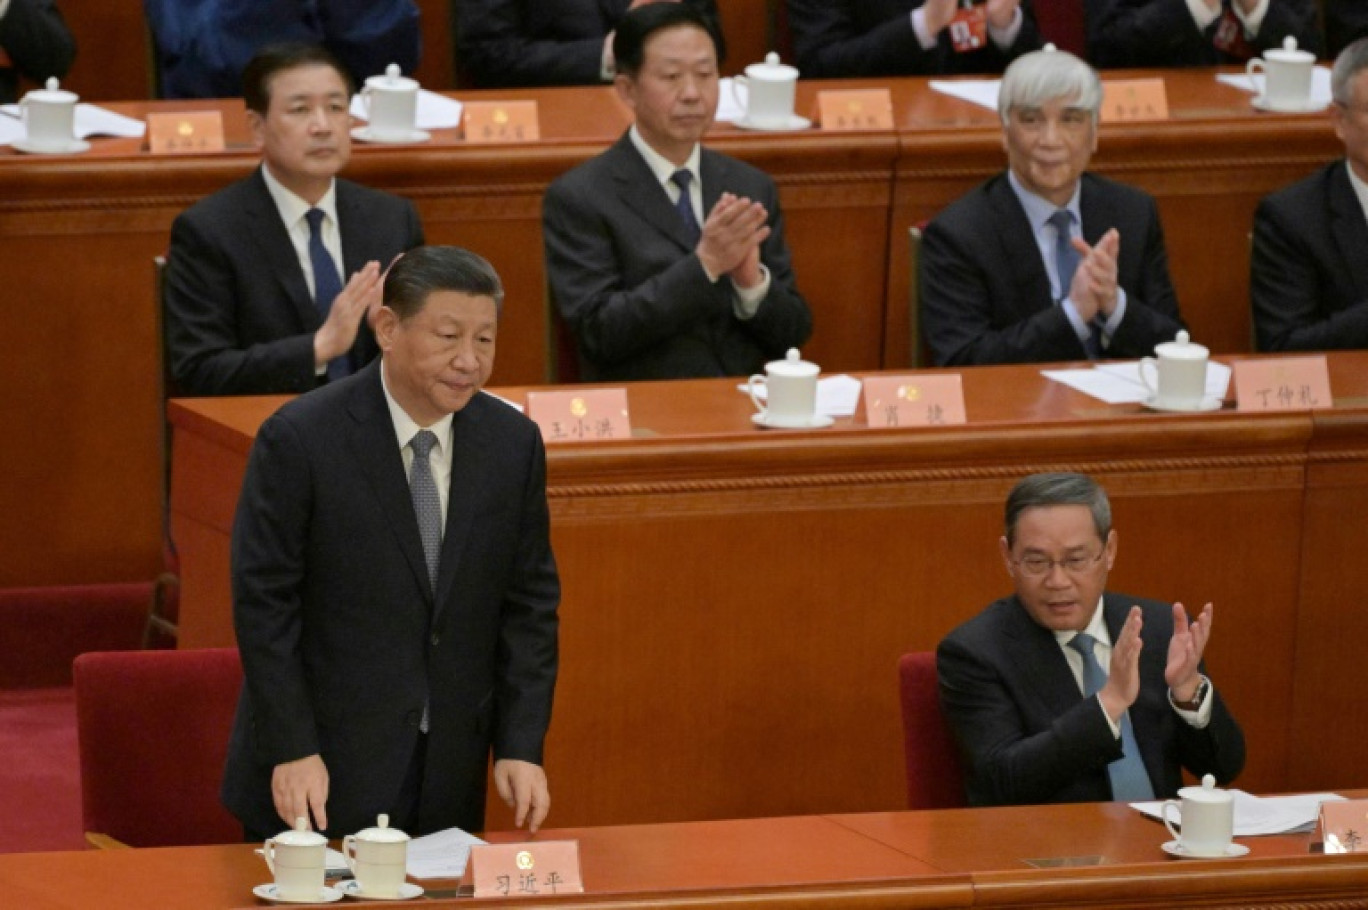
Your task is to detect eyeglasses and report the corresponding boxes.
[1012,551,1104,578]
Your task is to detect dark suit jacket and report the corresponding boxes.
[542,132,813,381]
[1251,161,1368,352]
[787,0,1042,79]
[937,593,1246,807]
[920,171,1184,366]
[0,0,75,104]
[455,0,725,88]
[165,168,423,396]
[1325,0,1368,58]
[221,362,560,838]
[1087,0,1320,68]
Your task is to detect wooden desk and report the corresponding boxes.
[169,353,1368,829]
[0,802,1360,909]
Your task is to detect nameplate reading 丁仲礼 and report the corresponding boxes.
[1232,356,1332,411]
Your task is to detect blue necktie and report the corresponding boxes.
[670,169,701,246]
[409,429,442,593]
[1068,632,1156,801]
[304,208,350,381]
[1048,208,1105,359]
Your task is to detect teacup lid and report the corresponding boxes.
[352,813,410,843]
[24,77,78,104]
[1180,773,1232,803]
[745,52,799,82]
[1153,330,1208,360]
[1265,36,1314,63]
[365,63,419,92]
[766,347,819,378]
[274,816,327,846]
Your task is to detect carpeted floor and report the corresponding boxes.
[0,687,85,853]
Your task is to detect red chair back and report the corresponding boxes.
[897,652,967,809]
[74,648,243,846]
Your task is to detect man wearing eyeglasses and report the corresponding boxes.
[1251,37,1368,352]
[936,472,1245,806]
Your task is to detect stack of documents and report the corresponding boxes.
[1134,791,1345,835]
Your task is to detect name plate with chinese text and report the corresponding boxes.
[527,388,631,443]
[1100,79,1169,122]
[147,111,225,154]
[471,841,583,898]
[463,101,539,143]
[1232,356,1332,411]
[1320,800,1368,852]
[860,375,966,427]
[816,89,894,131]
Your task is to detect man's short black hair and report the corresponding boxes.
[612,3,720,78]
[242,43,353,115]
[384,246,505,319]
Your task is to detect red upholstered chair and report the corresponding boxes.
[0,584,151,688]
[897,651,967,809]
[74,648,243,847]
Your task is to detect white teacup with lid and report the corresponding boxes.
[1247,36,1316,110]
[263,816,328,901]
[21,77,80,149]
[748,348,820,427]
[343,813,411,898]
[360,63,420,139]
[1162,774,1235,857]
[1139,330,1209,410]
[731,52,799,128]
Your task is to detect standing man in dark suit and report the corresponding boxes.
[0,0,75,104]
[938,472,1245,807]
[542,3,811,382]
[455,0,725,88]
[1087,0,1319,68]
[165,43,424,396]
[222,245,560,840]
[787,0,1042,79]
[1251,37,1368,352]
[920,47,1184,366]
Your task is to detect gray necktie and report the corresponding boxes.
[1068,632,1156,801]
[1048,208,1105,359]
[409,430,441,592]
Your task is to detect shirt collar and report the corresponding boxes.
[1007,169,1082,233]
[627,124,702,191]
[379,359,454,453]
[1053,596,1110,647]
[260,162,339,231]
[1343,159,1368,226]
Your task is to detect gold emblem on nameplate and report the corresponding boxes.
[493,108,509,125]
[515,850,534,870]
[898,385,920,401]
[570,397,587,417]
[177,121,195,137]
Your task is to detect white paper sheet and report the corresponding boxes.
[739,374,862,417]
[405,825,487,880]
[0,110,23,145]
[1216,66,1333,107]
[715,77,747,123]
[1133,790,1344,836]
[350,89,464,129]
[929,79,1002,111]
[0,103,145,143]
[1042,360,1231,404]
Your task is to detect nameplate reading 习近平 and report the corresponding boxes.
[470,841,583,898]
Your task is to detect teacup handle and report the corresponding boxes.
[342,834,358,873]
[263,837,277,874]
[731,75,749,114]
[1138,356,1160,397]
[747,373,767,415]
[1246,57,1265,93]
[1161,799,1183,842]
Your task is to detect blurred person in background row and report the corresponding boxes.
[0,0,75,104]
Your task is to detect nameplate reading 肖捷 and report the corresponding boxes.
[526,388,631,443]
[470,841,583,898]
[147,111,225,154]
[816,89,894,131]
[1100,79,1170,122]
[1320,800,1368,852]
[1232,356,1332,411]
[462,101,540,144]
[860,375,967,428]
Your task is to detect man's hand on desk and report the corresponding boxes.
[697,193,770,284]
[272,753,330,831]
[494,758,550,834]
[312,260,383,368]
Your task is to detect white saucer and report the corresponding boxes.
[251,883,344,904]
[733,114,812,132]
[1161,840,1249,859]
[1251,95,1328,113]
[11,137,91,155]
[1143,395,1223,413]
[336,880,424,900]
[350,126,431,144]
[752,412,835,430]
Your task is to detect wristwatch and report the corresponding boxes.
[1172,678,1209,711]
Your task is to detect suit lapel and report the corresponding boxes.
[1328,162,1368,304]
[1001,596,1081,714]
[987,178,1054,312]
[700,148,724,220]
[335,180,366,276]
[245,167,319,331]
[431,396,487,627]
[608,133,698,252]
[345,362,433,604]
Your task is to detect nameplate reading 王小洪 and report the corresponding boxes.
[462,101,539,144]
[147,111,225,154]
[526,388,631,443]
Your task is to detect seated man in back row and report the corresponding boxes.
[938,472,1246,806]
[542,3,811,381]
[919,47,1184,366]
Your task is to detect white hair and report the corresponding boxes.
[998,47,1102,126]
